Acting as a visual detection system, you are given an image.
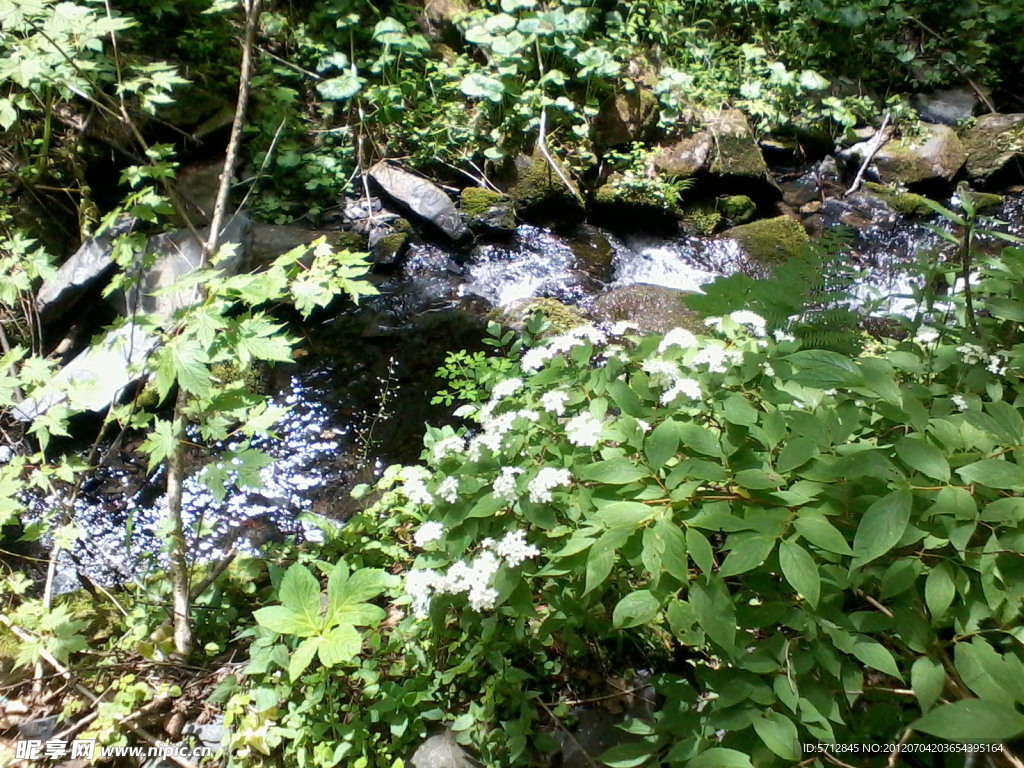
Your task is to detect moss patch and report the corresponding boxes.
[591,284,703,333]
[508,151,584,225]
[718,195,756,223]
[707,110,769,179]
[499,297,589,334]
[962,113,1024,182]
[724,215,809,265]
[460,187,515,234]
[680,203,722,236]
[374,232,409,263]
[874,124,966,185]
[864,182,935,216]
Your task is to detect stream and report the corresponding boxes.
[23,188,1024,592]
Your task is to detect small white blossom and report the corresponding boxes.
[432,435,466,461]
[729,310,767,336]
[495,529,541,567]
[762,362,775,377]
[957,343,987,365]
[528,467,572,503]
[987,354,1007,376]
[494,466,523,502]
[406,569,438,617]
[915,326,940,344]
[521,346,553,371]
[566,324,607,346]
[951,394,968,411]
[541,390,570,415]
[608,321,638,336]
[704,317,724,331]
[693,345,741,373]
[566,413,604,448]
[823,388,837,396]
[773,329,795,343]
[401,467,433,505]
[480,537,495,549]
[642,359,682,389]
[658,327,697,353]
[661,376,702,404]
[414,521,444,547]
[437,476,459,503]
[636,419,651,433]
[490,377,523,401]
[517,409,540,422]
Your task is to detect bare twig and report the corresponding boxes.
[537,108,583,204]
[845,111,892,197]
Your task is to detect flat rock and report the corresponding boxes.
[368,162,469,243]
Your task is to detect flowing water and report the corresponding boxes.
[21,190,1024,590]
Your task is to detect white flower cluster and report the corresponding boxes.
[404,529,541,617]
[490,377,524,401]
[693,344,744,374]
[528,467,572,503]
[658,327,697,354]
[413,521,444,547]
[494,529,540,567]
[401,467,433,506]
[520,325,608,372]
[493,466,523,502]
[951,394,968,411]
[437,475,459,503]
[957,343,986,365]
[729,310,767,337]
[541,389,570,415]
[432,434,466,461]
[566,412,604,447]
[773,329,795,343]
[988,353,1007,376]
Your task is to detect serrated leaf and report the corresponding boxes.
[852,489,913,567]
[253,605,318,637]
[139,418,178,473]
[278,564,323,632]
[289,636,320,681]
[911,699,1024,741]
[316,73,361,100]
[779,539,820,607]
[317,624,363,666]
[612,590,660,629]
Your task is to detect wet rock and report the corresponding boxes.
[816,193,896,232]
[865,123,966,186]
[568,226,615,283]
[505,151,585,227]
[157,82,234,142]
[119,213,251,321]
[911,87,980,126]
[17,715,59,740]
[182,718,225,752]
[863,182,936,216]
[501,297,589,333]
[369,229,410,267]
[781,175,821,207]
[593,88,659,149]
[36,232,120,323]
[368,162,469,243]
[174,157,224,227]
[961,113,1024,185]
[409,729,474,768]
[679,202,722,236]
[959,183,1004,212]
[721,215,809,265]
[459,187,515,236]
[591,284,703,333]
[592,173,682,223]
[652,131,713,178]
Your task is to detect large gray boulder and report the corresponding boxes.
[961,113,1024,184]
[911,87,980,126]
[864,123,966,186]
[368,162,469,243]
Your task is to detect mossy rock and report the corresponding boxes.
[873,123,966,186]
[372,231,409,266]
[961,113,1024,184]
[863,182,936,216]
[591,284,703,334]
[593,88,660,149]
[499,297,589,334]
[707,110,770,180]
[460,187,515,235]
[334,229,370,252]
[722,215,810,265]
[593,173,682,216]
[718,195,756,224]
[680,203,722,236]
[507,151,585,227]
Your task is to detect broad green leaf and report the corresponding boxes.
[278,564,323,632]
[924,562,955,620]
[676,423,721,457]
[140,418,178,473]
[779,539,820,607]
[460,72,505,102]
[852,489,913,566]
[785,349,864,388]
[686,748,754,768]
[690,578,735,652]
[317,624,363,666]
[957,459,1024,490]
[718,534,775,577]
[686,528,714,575]
[584,529,630,594]
[288,636,320,681]
[752,711,800,760]
[253,605,318,638]
[895,437,950,482]
[911,699,1024,741]
[911,656,946,712]
[595,501,655,530]
[645,419,678,468]
[794,514,853,556]
[733,468,783,489]
[776,437,816,473]
[580,458,648,484]
[316,73,362,100]
[851,638,901,679]
[599,742,658,768]
[612,590,660,629]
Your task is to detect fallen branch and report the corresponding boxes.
[844,112,892,197]
[537,108,584,205]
